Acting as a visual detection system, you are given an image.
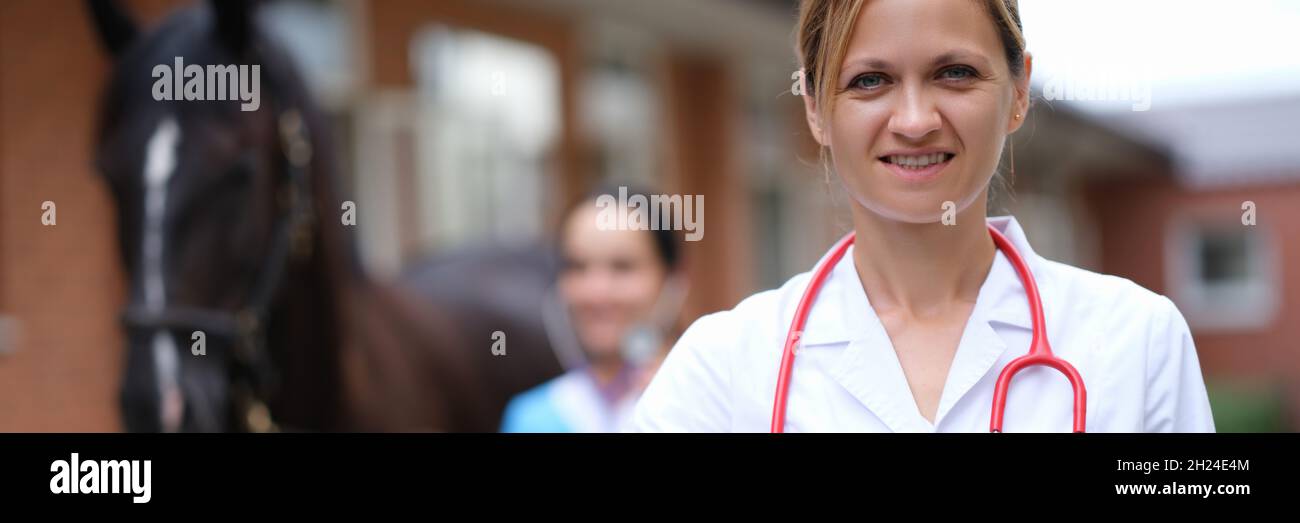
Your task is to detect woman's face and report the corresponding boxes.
[559,203,669,361]
[805,0,1031,223]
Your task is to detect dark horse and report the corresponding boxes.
[87,0,563,432]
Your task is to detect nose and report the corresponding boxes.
[568,267,618,306]
[887,85,942,140]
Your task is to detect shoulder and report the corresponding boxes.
[500,376,571,433]
[662,267,825,387]
[674,268,816,356]
[1036,257,1182,332]
[1036,259,1213,432]
[631,270,814,432]
[1033,256,1195,387]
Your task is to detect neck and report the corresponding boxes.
[589,357,626,386]
[849,197,996,317]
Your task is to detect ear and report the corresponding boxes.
[85,0,138,57]
[799,70,829,147]
[1009,51,1033,134]
[211,0,256,53]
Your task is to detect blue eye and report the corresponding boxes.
[939,66,977,81]
[849,73,886,90]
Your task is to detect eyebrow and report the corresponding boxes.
[840,49,994,73]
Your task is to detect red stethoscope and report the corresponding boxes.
[771,223,1087,433]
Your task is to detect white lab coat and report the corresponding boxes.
[630,216,1216,433]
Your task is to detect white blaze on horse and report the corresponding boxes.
[87,0,564,432]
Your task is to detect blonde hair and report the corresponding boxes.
[796,0,1026,123]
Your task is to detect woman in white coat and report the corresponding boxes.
[630,0,1216,433]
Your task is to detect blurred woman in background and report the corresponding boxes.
[500,187,686,432]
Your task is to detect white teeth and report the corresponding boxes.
[887,153,949,168]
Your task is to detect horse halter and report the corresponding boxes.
[119,58,316,433]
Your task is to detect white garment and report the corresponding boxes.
[630,216,1216,433]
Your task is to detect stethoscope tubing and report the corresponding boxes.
[770,224,1087,433]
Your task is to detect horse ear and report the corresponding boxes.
[85,0,138,57]
[210,0,257,52]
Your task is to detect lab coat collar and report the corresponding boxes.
[799,215,1039,346]
[798,215,1043,432]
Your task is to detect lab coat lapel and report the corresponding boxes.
[818,216,1040,432]
[817,245,932,433]
[830,335,931,433]
[932,289,1011,427]
[935,216,1038,426]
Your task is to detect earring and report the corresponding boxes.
[1010,113,1021,182]
[1009,134,1016,183]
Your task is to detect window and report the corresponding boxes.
[742,61,835,289]
[412,25,560,249]
[1167,218,1279,331]
[581,51,661,189]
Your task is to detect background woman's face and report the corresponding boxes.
[559,203,669,361]
[810,0,1029,223]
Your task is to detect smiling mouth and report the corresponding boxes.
[878,152,956,169]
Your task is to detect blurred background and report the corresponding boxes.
[1,0,1297,432]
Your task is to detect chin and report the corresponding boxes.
[854,192,961,224]
[848,178,989,226]
[577,335,621,357]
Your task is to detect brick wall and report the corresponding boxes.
[0,0,184,431]
[1087,176,1300,427]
